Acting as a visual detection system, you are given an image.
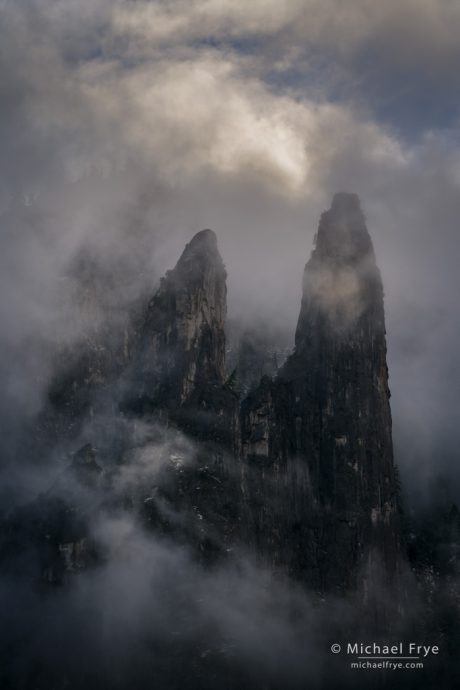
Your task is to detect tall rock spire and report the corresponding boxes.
[242,193,402,593]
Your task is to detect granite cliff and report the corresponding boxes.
[2,194,403,596]
[241,193,402,592]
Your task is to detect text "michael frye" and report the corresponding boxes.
[347,643,439,657]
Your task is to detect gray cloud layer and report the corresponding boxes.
[0,0,459,503]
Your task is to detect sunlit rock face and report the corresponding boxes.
[241,193,402,594]
[137,229,227,405]
[127,228,239,448]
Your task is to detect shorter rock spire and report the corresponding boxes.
[137,228,227,408]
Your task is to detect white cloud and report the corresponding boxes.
[109,0,460,71]
[51,52,404,195]
[0,0,426,199]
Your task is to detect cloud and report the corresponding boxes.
[107,0,460,95]
[0,6,460,687]
[109,0,460,59]
[0,508,326,688]
[0,0,459,505]
[76,54,408,194]
[1,0,410,197]
[107,0,460,136]
[0,426,411,690]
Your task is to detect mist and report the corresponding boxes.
[0,2,459,688]
[1,1,459,506]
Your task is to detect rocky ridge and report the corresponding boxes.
[2,194,403,596]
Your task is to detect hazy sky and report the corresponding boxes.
[1,0,459,503]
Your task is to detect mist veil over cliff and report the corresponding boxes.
[1,2,460,689]
[0,192,456,689]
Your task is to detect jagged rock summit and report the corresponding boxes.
[126,227,238,447]
[295,192,382,342]
[242,193,402,592]
[136,228,227,405]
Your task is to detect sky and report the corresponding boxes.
[0,0,459,504]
